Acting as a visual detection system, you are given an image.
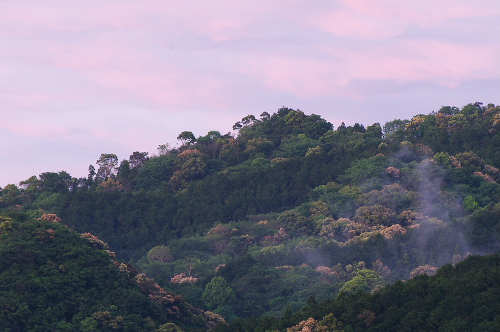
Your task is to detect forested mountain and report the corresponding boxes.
[1,102,499,330]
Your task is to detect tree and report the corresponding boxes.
[96,153,118,181]
[147,246,173,263]
[339,269,384,294]
[354,205,397,226]
[196,131,228,158]
[116,160,131,184]
[383,119,410,142]
[177,131,196,146]
[157,143,171,155]
[277,210,313,236]
[463,195,480,212]
[129,151,149,169]
[181,257,200,277]
[410,265,438,277]
[156,323,185,332]
[169,150,208,191]
[19,175,42,197]
[38,171,72,193]
[0,184,25,206]
[202,276,236,311]
[87,165,96,184]
[244,138,274,158]
[278,134,318,158]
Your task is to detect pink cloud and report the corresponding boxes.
[310,0,498,39]
[338,0,497,27]
[0,0,498,186]
[342,41,497,83]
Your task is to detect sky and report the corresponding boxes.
[1,0,499,186]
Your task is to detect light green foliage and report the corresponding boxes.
[156,323,184,332]
[178,154,207,179]
[309,201,330,215]
[169,149,207,191]
[277,210,313,236]
[135,154,177,189]
[318,313,345,331]
[338,185,362,199]
[202,276,236,310]
[383,119,410,142]
[340,154,388,188]
[0,183,25,206]
[295,236,326,251]
[463,195,480,212]
[309,182,342,201]
[147,246,173,263]
[433,152,451,166]
[278,134,318,158]
[244,137,274,158]
[305,145,324,159]
[19,175,42,196]
[79,317,99,331]
[339,269,384,294]
[250,157,269,168]
[255,244,291,266]
[30,192,64,211]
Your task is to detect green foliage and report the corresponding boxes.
[2,103,499,328]
[339,154,389,189]
[0,217,213,331]
[339,270,384,294]
[222,254,500,331]
[156,322,185,331]
[277,134,319,158]
[463,195,480,212]
[202,277,236,311]
[465,202,500,251]
[96,153,119,182]
[148,246,174,263]
[135,154,177,190]
[277,210,313,236]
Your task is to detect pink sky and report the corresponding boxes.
[1,0,499,186]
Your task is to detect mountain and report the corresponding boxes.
[0,102,499,328]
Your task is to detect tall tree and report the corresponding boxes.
[96,153,118,181]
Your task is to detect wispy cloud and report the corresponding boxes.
[0,0,499,185]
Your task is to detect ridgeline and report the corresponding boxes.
[1,103,499,330]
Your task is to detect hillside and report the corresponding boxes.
[0,215,223,331]
[213,253,500,331]
[0,102,499,326]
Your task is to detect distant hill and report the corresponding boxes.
[1,102,499,326]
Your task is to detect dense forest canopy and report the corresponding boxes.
[1,102,499,330]
[0,215,223,331]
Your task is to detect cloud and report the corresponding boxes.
[0,0,499,185]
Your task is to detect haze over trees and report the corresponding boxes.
[1,102,499,330]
